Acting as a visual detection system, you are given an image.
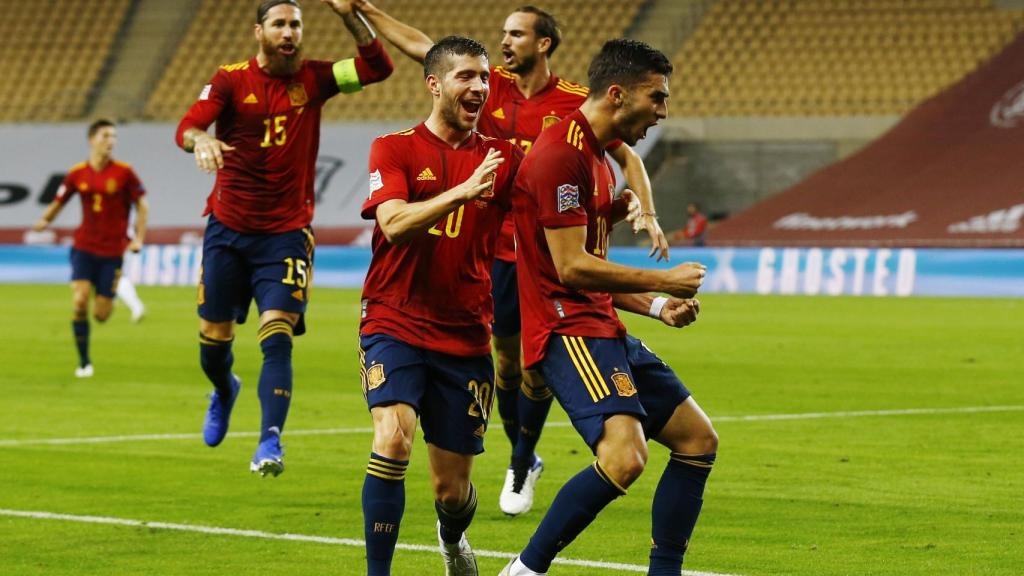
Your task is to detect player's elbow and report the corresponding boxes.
[554,260,587,289]
[377,219,410,245]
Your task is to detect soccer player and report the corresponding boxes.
[358,35,529,576]
[32,119,149,378]
[175,0,393,477]
[351,0,670,516]
[501,40,717,576]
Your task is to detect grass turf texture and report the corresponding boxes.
[1,285,1021,575]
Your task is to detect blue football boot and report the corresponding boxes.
[250,428,285,477]
[202,375,241,447]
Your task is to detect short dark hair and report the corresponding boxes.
[587,39,673,99]
[257,0,300,24]
[423,36,488,79]
[87,118,115,138]
[512,6,561,57]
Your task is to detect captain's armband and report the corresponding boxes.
[333,59,363,94]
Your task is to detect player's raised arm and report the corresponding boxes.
[350,0,433,63]
[610,293,699,328]
[609,144,669,261]
[320,0,394,91]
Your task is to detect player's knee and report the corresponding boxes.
[603,443,648,487]
[72,307,87,321]
[372,415,414,460]
[495,355,521,382]
[432,476,470,508]
[672,423,719,455]
[93,308,112,323]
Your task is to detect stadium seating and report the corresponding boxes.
[0,0,132,122]
[672,0,1024,116]
[143,0,644,122]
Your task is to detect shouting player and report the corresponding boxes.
[175,0,393,476]
[352,0,669,516]
[502,40,717,576]
[33,119,149,378]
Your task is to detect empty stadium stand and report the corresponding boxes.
[672,0,1024,116]
[143,0,645,122]
[0,0,132,122]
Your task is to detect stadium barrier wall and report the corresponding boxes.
[2,245,1022,298]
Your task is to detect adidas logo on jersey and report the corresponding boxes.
[492,108,505,119]
[947,203,1024,233]
[417,167,437,181]
[243,93,259,104]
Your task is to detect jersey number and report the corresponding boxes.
[508,137,534,154]
[427,205,465,238]
[282,257,308,288]
[262,115,287,148]
[592,216,608,257]
[466,379,493,421]
[92,194,103,213]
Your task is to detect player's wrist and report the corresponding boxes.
[648,296,668,319]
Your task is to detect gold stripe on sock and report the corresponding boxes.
[592,460,628,495]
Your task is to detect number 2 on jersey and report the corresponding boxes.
[262,115,287,148]
[92,194,103,213]
[427,205,465,238]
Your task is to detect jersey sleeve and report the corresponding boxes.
[54,172,76,204]
[361,136,410,219]
[331,39,394,95]
[525,144,591,228]
[175,69,231,149]
[126,167,146,200]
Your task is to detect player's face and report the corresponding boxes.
[89,126,116,158]
[434,54,490,132]
[614,73,669,146]
[500,12,542,73]
[256,4,303,76]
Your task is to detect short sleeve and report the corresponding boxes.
[126,168,145,200]
[361,137,411,220]
[54,172,76,204]
[521,144,590,228]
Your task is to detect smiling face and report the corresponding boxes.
[255,4,303,76]
[500,11,545,74]
[429,53,491,133]
[612,72,669,146]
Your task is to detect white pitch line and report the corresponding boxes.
[2,405,1022,448]
[0,509,738,576]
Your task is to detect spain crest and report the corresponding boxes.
[287,82,309,106]
[366,364,386,390]
[611,372,637,397]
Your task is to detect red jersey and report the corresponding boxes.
[478,67,590,262]
[360,124,524,356]
[176,58,339,233]
[513,110,626,367]
[55,160,145,258]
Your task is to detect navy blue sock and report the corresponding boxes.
[520,461,625,573]
[496,373,522,448]
[199,333,235,397]
[363,452,408,576]
[511,381,553,466]
[72,319,90,367]
[648,453,716,575]
[257,319,293,441]
[436,483,478,545]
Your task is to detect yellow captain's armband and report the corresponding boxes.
[333,59,363,94]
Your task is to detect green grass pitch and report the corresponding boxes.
[1,285,1021,575]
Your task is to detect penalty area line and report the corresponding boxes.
[2,405,1022,447]
[0,508,740,576]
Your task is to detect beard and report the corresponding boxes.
[440,95,477,132]
[505,51,537,75]
[261,38,303,77]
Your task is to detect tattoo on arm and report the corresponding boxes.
[342,11,375,46]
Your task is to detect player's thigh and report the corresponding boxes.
[249,227,313,319]
[419,351,494,456]
[369,402,419,460]
[92,256,123,299]
[652,397,717,455]
[538,334,646,452]
[360,333,430,414]
[198,241,250,324]
[490,259,521,340]
[623,334,694,440]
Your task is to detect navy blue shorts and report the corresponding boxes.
[70,248,123,298]
[198,215,314,334]
[490,259,520,338]
[359,333,494,455]
[538,333,691,451]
